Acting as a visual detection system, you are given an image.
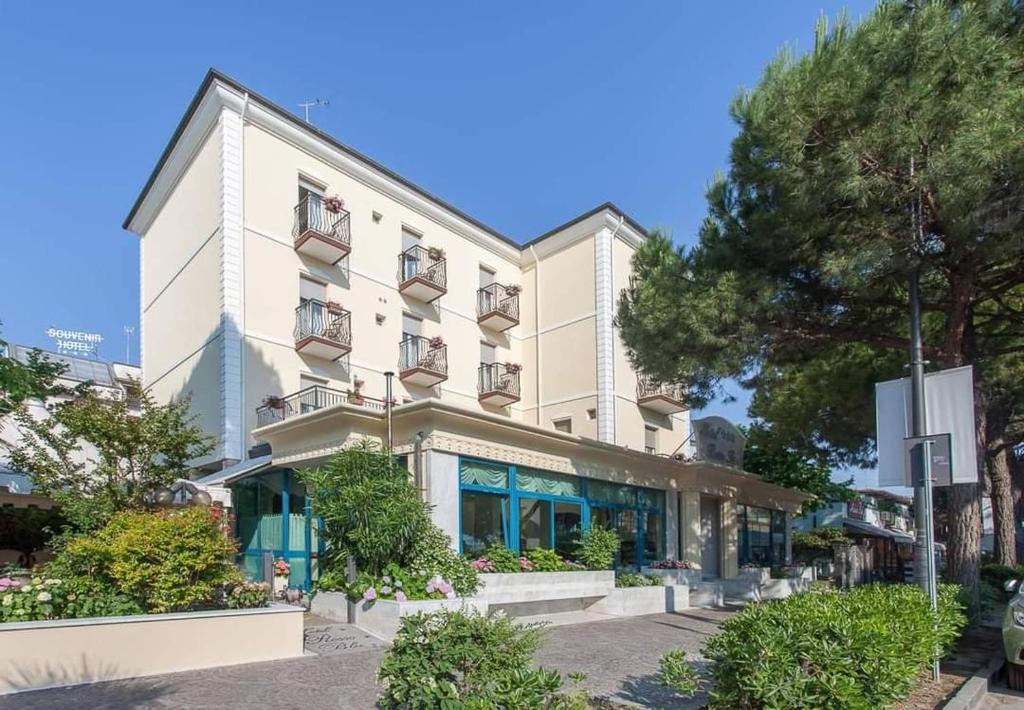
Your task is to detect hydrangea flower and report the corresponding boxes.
[2,594,12,606]
[20,585,32,593]
[395,591,407,602]
[362,587,377,601]
[380,586,392,596]
[36,591,52,603]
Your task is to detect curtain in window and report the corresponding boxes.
[516,468,581,497]
[588,480,636,506]
[459,461,509,489]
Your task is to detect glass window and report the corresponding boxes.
[637,488,663,510]
[591,506,614,531]
[461,491,507,555]
[617,509,638,568]
[644,511,663,563]
[588,480,636,507]
[553,418,572,433]
[459,460,509,489]
[516,468,581,497]
[739,505,772,567]
[644,426,657,454]
[519,498,552,551]
[771,510,787,566]
[554,502,582,558]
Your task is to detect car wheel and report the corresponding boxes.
[1008,662,1024,691]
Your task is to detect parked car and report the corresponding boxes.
[1003,579,1024,689]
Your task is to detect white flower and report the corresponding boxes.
[20,585,32,593]
[2,594,12,606]
[36,591,52,603]
[44,579,61,586]
[31,577,42,585]
[14,608,25,615]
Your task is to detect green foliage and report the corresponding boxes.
[6,389,214,532]
[574,526,620,571]
[51,507,240,613]
[482,543,525,574]
[981,563,1024,588]
[343,562,457,602]
[0,574,144,623]
[315,568,347,592]
[225,580,270,610]
[301,442,431,576]
[659,649,700,697]
[377,609,563,708]
[407,525,479,595]
[0,333,66,419]
[526,548,570,572]
[615,572,660,588]
[703,583,967,709]
[792,527,852,551]
[743,424,855,511]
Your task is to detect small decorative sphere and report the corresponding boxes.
[152,487,175,507]
[191,490,213,507]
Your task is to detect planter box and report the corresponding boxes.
[0,604,304,695]
[476,571,615,605]
[589,585,689,616]
[640,568,701,587]
[311,591,488,641]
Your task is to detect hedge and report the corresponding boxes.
[703,583,966,709]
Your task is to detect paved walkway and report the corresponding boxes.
[0,609,734,709]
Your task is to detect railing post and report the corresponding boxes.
[384,371,394,451]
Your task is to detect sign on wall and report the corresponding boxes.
[692,416,746,469]
[46,327,103,357]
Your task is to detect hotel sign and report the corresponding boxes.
[47,327,103,357]
[692,416,746,469]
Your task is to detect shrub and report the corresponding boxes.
[659,649,699,697]
[407,525,479,596]
[615,572,660,588]
[703,583,967,709]
[301,442,431,576]
[225,580,270,609]
[479,543,524,573]
[981,563,1024,588]
[574,526,620,570]
[650,559,695,570]
[52,507,239,613]
[377,609,563,707]
[0,574,143,622]
[526,548,568,572]
[345,563,458,603]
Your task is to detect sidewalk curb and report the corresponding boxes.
[942,652,1005,710]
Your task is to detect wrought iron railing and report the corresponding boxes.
[256,385,386,427]
[399,336,448,376]
[478,363,520,399]
[477,283,520,322]
[294,299,351,348]
[397,245,447,291]
[637,376,686,403]
[292,194,351,249]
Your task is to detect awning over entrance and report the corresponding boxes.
[194,455,273,487]
[843,518,914,544]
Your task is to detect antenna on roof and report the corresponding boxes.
[299,98,329,124]
[124,325,134,363]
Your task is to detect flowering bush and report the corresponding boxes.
[406,526,478,596]
[225,581,270,610]
[650,559,695,570]
[616,572,661,588]
[345,563,459,604]
[574,526,620,570]
[323,195,345,213]
[0,576,63,622]
[471,557,497,573]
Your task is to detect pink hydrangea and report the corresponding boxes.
[362,587,377,601]
[395,591,407,602]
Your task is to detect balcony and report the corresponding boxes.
[293,195,351,264]
[294,300,351,361]
[477,284,520,332]
[256,385,386,427]
[397,245,447,303]
[478,363,521,407]
[399,336,448,387]
[637,377,688,415]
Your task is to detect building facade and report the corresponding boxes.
[124,70,808,589]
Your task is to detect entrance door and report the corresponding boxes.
[700,495,721,579]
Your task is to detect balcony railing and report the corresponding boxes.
[292,195,351,264]
[398,336,448,387]
[256,385,386,427]
[477,284,520,332]
[397,245,447,302]
[636,376,688,415]
[478,363,521,406]
[293,299,351,360]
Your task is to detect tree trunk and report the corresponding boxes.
[945,482,982,613]
[989,442,1017,566]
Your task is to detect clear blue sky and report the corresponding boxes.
[0,1,877,435]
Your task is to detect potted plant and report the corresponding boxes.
[427,246,445,261]
[504,362,522,374]
[429,336,445,349]
[326,300,344,312]
[323,196,345,214]
[504,284,521,297]
[273,558,291,597]
[347,376,366,405]
[262,394,286,410]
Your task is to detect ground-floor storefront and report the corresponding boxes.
[200,399,808,587]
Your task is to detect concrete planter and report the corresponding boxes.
[477,571,616,604]
[311,591,488,641]
[0,603,304,695]
[589,585,689,616]
[640,567,701,587]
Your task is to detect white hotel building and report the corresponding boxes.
[123,70,806,589]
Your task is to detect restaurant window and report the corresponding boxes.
[461,491,507,555]
[738,504,786,567]
[644,425,657,454]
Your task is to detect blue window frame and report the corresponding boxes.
[457,456,665,568]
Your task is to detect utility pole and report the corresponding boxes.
[909,158,940,682]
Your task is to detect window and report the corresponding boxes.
[480,341,496,365]
[519,498,552,551]
[479,265,496,288]
[297,181,323,233]
[298,277,328,337]
[461,491,507,555]
[586,408,597,420]
[401,228,422,279]
[402,313,421,339]
[644,425,657,454]
[738,504,787,567]
[299,374,327,413]
[553,417,572,434]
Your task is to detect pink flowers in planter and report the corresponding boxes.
[425,575,455,599]
[518,557,535,572]
[650,559,695,570]
[363,587,377,601]
[394,591,407,603]
[0,578,21,591]
[273,559,291,577]
[471,558,497,573]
